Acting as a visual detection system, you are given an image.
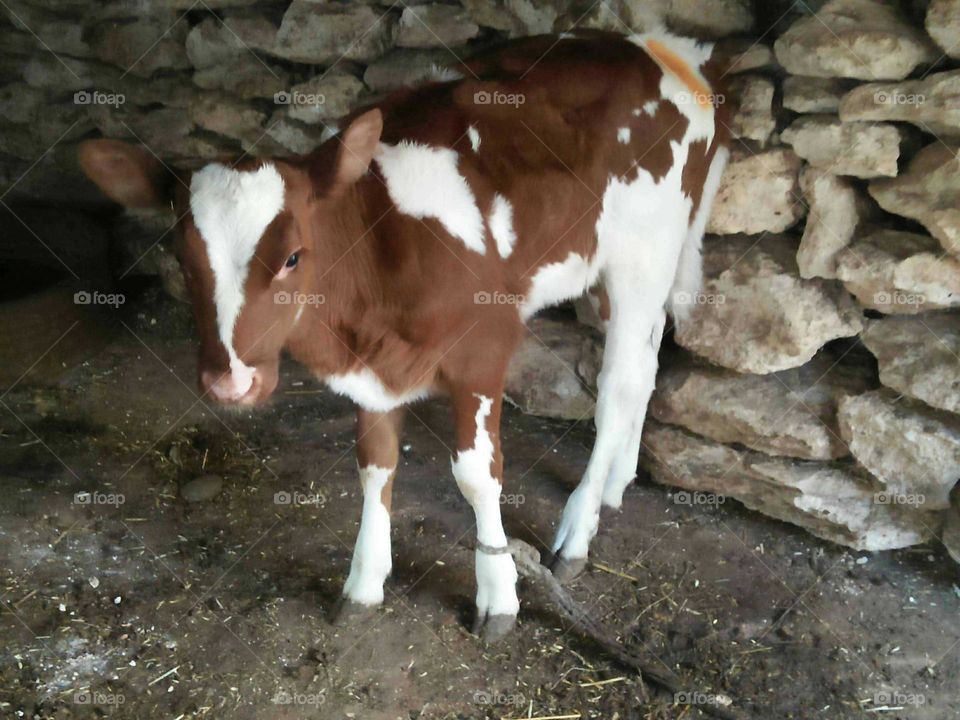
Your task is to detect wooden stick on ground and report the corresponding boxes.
[506,538,744,720]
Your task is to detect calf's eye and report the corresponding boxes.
[285,252,299,269]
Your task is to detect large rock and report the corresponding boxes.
[284,73,366,124]
[869,143,960,257]
[674,235,864,374]
[396,5,479,48]
[713,39,777,75]
[626,0,754,37]
[363,48,456,93]
[773,0,938,80]
[783,76,857,114]
[707,148,803,235]
[927,0,960,59]
[650,351,871,460]
[797,167,876,279]
[839,70,960,138]
[944,486,960,565]
[642,421,937,551]
[727,75,775,145]
[781,116,912,179]
[87,16,191,77]
[835,230,960,314]
[265,111,329,155]
[185,16,244,69]
[188,95,266,144]
[861,315,960,415]
[838,390,960,510]
[272,2,397,64]
[193,56,289,100]
[465,0,566,35]
[504,317,601,420]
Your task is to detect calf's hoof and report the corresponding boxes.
[472,611,516,643]
[330,597,379,626]
[549,555,587,585]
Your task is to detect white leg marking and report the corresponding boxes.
[617,127,631,144]
[451,395,519,618]
[343,464,394,606]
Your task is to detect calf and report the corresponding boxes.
[79,29,730,641]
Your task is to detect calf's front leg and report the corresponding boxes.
[449,386,519,642]
[332,407,403,624]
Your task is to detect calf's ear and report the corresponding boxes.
[335,108,383,186]
[78,139,176,208]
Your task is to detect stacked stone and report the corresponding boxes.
[646,0,959,557]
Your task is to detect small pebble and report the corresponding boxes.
[180,474,224,503]
[89,577,100,588]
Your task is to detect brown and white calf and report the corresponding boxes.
[79,29,730,641]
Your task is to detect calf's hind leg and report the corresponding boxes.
[449,383,520,642]
[332,407,404,624]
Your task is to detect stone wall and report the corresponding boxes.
[2,0,958,560]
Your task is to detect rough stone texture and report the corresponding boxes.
[926,0,960,59]
[363,48,455,93]
[835,230,960,314]
[397,5,479,48]
[839,70,960,138]
[87,16,191,77]
[186,16,245,69]
[773,0,938,81]
[781,116,913,179]
[504,318,601,420]
[642,421,937,551]
[674,235,864,374]
[728,75,775,145]
[861,315,960,415]
[272,2,397,65]
[706,148,803,235]
[797,167,876,279]
[265,111,328,155]
[783,76,857,114]
[463,0,559,35]
[285,73,366,124]
[627,0,754,38]
[944,485,960,565]
[193,55,289,100]
[838,390,960,510]
[650,351,871,460]
[189,95,266,145]
[869,143,960,257]
[713,39,777,74]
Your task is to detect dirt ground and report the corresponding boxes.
[2,289,959,720]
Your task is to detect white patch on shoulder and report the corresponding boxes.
[643,99,660,115]
[521,252,602,321]
[617,127,631,144]
[467,125,481,152]
[326,367,430,412]
[189,162,285,378]
[629,32,716,146]
[488,193,516,258]
[342,464,393,605]
[376,141,485,254]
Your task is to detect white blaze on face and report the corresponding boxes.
[190,163,285,385]
[488,193,516,259]
[375,140,485,255]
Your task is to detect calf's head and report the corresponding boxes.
[78,110,383,406]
